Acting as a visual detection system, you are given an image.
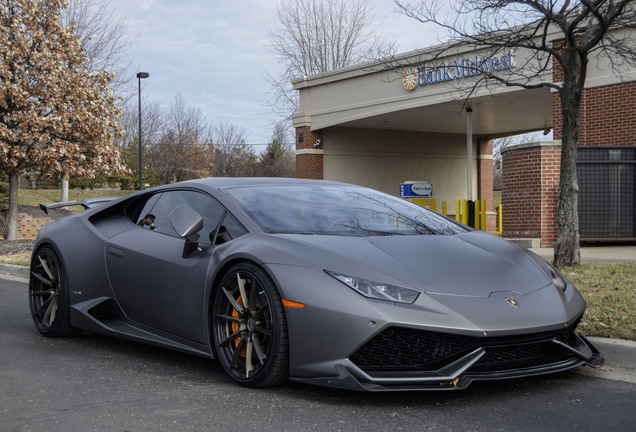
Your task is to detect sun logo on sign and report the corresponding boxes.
[402,68,418,91]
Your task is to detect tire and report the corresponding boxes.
[29,246,75,337]
[212,262,289,387]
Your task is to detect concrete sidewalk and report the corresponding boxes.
[0,263,28,280]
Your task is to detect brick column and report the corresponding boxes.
[295,126,324,179]
[477,138,496,231]
[502,142,561,246]
[539,146,561,246]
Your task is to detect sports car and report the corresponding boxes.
[29,177,603,391]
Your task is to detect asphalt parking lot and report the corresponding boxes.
[2,276,636,432]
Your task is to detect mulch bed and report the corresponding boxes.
[0,239,35,256]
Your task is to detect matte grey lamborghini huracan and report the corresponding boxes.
[29,177,603,391]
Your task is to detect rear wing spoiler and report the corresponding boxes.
[39,197,118,215]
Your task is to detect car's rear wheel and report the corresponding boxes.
[29,246,75,337]
[212,262,289,387]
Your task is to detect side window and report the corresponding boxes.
[214,212,248,245]
[134,193,162,224]
[145,190,225,244]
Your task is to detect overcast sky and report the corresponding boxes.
[108,0,439,147]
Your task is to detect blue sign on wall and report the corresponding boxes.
[400,182,433,198]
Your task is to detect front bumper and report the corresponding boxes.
[291,332,604,391]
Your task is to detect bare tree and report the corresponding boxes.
[210,122,257,177]
[58,0,134,200]
[146,94,211,183]
[270,121,291,147]
[147,131,210,184]
[62,0,135,99]
[118,100,165,189]
[265,0,397,120]
[118,99,165,155]
[395,0,636,266]
[256,122,296,177]
[117,99,165,189]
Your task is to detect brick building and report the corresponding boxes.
[292,31,636,245]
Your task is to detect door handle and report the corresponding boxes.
[108,247,125,259]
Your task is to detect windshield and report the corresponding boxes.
[223,184,467,237]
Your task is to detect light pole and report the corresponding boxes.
[466,106,473,202]
[136,72,149,190]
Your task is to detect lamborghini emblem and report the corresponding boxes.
[505,297,519,308]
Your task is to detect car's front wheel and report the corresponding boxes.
[212,262,289,387]
[29,246,75,337]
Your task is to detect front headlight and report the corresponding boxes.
[549,266,567,291]
[325,271,420,304]
[523,249,569,292]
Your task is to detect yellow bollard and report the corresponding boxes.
[490,204,503,237]
[474,200,481,230]
[480,199,487,231]
[498,204,503,233]
[442,201,447,216]
[461,199,468,225]
[455,200,461,222]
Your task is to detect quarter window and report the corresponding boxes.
[145,190,225,244]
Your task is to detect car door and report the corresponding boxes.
[105,190,225,343]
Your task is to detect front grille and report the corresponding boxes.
[471,341,572,372]
[350,327,474,371]
[350,319,581,373]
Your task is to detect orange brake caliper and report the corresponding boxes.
[231,295,247,357]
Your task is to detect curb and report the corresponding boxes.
[589,337,636,370]
[574,337,636,384]
[1,263,634,383]
[0,263,29,279]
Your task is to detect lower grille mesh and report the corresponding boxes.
[350,319,581,373]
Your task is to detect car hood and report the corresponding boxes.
[276,231,551,297]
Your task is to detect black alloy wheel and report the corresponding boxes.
[212,262,288,387]
[29,246,75,337]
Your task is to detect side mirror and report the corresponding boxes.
[169,204,203,257]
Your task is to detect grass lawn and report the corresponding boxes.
[3,188,634,341]
[0,252,30,265]
[559,262,636,341]
[17,188,130,207]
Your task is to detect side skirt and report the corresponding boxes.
[70,296,214,359]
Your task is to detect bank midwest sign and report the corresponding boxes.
[402,50,516,91]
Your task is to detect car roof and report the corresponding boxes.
[178,177,349,190]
